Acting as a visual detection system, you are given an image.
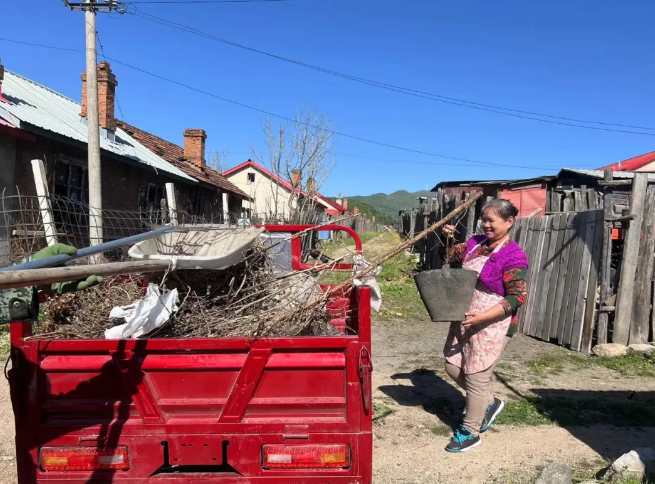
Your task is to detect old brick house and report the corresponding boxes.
[0,59,247,244]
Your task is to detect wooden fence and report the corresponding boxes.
[512,211,603,353]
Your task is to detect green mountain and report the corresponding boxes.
[343,190,431,223]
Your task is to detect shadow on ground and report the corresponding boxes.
[380,367,655,460]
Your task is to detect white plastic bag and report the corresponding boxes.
[105,284,179,339]
[353,255,383,312]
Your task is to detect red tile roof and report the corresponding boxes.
[598,150,655,172]
[223,160,351,214]
[115,120,248,198]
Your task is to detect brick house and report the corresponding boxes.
[0,59,247,245]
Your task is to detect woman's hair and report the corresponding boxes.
[482,198,519,221]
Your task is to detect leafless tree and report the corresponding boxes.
[251,107,338,222]
[207,150,230,174]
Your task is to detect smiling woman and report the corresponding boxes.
[438,198,529,453]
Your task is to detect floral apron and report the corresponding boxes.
[443,238,511,374]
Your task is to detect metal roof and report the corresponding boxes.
[559,168,655,181]
[0,71,196,183]
[431,175,555,192]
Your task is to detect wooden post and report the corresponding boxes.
[597,169,613,345]
[614,173,649,345]
[222,192,230,223]
[630,185,655,344]
[165,183,178,225]
[31,159,58,247]
[466,190,476,240]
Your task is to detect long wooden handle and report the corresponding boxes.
[0,260,171,290]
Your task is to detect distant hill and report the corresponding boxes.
[342,190,431,223]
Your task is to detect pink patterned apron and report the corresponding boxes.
[443,238,511,374]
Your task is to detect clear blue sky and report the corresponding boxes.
[2,0,655,196]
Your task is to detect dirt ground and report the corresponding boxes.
[0,234,653,483]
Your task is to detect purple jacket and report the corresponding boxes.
[463,235,529,297]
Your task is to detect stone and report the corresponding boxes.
[604,448,655,482]
[535,463,572,484]
[629,343,654,357]
[591,343,629,358]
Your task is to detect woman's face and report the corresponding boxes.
[481,208,514,242]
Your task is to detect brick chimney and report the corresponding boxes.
[81,61,118,131]
[307,177,316,194]
[342,198,348,211]
[184,129,207,170]
[0,57,8,104]
[291,169,301,188]
[353,207,359,215]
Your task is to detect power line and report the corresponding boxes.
[0,36,598,172]
[132,10,655,135]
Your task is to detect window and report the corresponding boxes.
[138,183,165,224]
[247,172,255,184]
[53,160,88,203]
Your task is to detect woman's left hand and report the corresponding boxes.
[461,312,488,327]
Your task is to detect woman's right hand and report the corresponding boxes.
[443,224,456,238]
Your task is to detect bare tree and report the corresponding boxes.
[251,107,337,222]
[207,150,230,174]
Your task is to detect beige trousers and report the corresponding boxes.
[444,337,510,436]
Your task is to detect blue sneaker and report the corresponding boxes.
[480,397,505,433]
[445,425,481,453]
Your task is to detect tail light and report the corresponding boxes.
[262,444,350,469]
[39,447,129,472]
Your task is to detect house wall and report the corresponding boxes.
[635,161,655,172]
[225,166,294,219]
[0,132,17,265]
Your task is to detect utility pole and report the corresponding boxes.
[85,0,103,254]
[63,0,121,258]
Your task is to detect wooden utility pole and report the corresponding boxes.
[85,0,103,254]
[63,1,122,255]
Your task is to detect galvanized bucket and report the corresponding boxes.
[414,265,479,322]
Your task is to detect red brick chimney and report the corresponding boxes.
[353,207,359,215]
[0,57,9,104]
[81,62,118,131]
[184,129,207,170]
[342,198,348,211]
[307,177,316,194]
[291,169,301,188]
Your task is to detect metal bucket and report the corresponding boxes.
[414,266,479,322]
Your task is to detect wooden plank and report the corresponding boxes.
[554,212,577,345]
[562,212,588,346]
[538,215,561,341]
[563,192,574,212]
[597,170,614,345]
[545,214,568,340]
[528,216,551,338]
[516,217,535,332]
[582,211,604,353]
[614,173,649,345]
[580,185,589,211]
[465,191,476,240]
[571,210,601,351]
[630,185,655,344]
[31,159,58,247]
[521,217,542,335]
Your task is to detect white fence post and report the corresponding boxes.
[31,159,58,247]
[222,192,230,223]
[165,183,178,225]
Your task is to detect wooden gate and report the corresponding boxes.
[512,210,603,353]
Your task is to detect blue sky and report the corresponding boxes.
[2,0,655,196]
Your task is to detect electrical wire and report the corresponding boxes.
[130,10,655,135]
[0,36,598,172]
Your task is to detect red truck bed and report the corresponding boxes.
[7,225,373,483]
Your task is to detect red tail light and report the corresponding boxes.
[262,444,350,469]
[40,447,129,472]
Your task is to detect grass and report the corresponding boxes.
[496,395,655,427]
[527,350,655,377]
[429,424,452,436]
[0,324,9,356]
[373,402,394,422]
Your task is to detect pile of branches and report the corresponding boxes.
[36,248,347,339]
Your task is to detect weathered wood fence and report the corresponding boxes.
[512,211,603,353]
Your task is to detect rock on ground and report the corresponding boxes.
[604,448,655,482]
[591,343,629,358]
[628,343,654,357]
[535,462,572,484]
